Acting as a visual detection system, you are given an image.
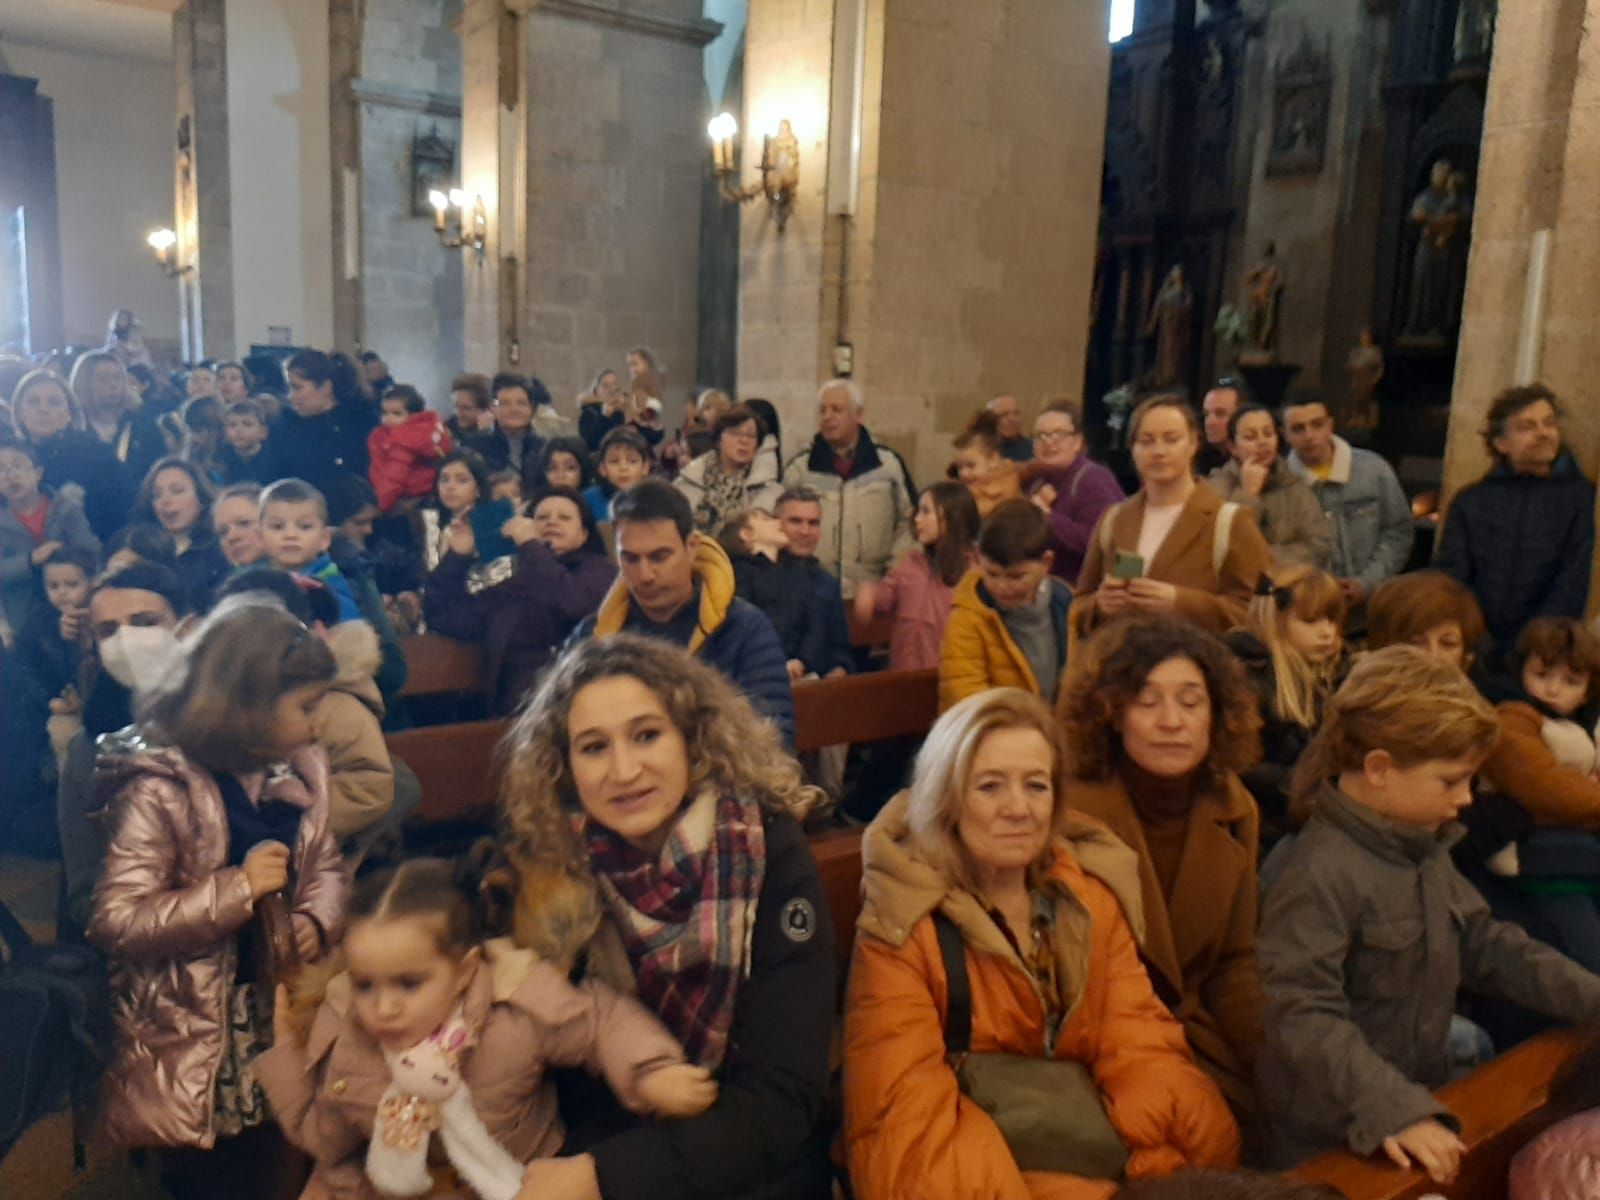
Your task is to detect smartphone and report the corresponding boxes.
[1112,550,1145,581]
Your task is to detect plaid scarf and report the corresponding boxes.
[583,789,766,1070]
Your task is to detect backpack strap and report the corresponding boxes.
[932,911,972,1058]
[1212,501,1239,579]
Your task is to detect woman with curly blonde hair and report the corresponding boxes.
[496,634,836,1200]
[1058,615,1265,1124]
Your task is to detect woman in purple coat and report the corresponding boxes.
[423,485,615,714]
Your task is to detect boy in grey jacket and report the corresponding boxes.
[1257,647,1600,1183]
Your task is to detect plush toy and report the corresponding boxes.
[366,1015,526,1200]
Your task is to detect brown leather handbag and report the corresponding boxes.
[255,892,302,982]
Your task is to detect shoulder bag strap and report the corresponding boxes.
[1212,501,1239,579]
[932,910,972,1057]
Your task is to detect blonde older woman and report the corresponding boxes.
[497,634,836,1200]
[844,689,1238,1200]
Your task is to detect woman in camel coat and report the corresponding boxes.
[1059,616,1265,1124]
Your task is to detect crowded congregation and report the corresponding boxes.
[4,1,1600,1199]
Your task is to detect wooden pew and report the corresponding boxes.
[1289,1028,1593,1199]
[386,718,509,826]
[811,828,866,976]
[397,633,483,698]
[792,668,939,753]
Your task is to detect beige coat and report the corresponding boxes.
[1064,773,1265,1117]
[1206,459,1334,570]
[1074,482,1274,635]
[314,621,395,842]
[257,939,685,1200]
[89,743,347,1149]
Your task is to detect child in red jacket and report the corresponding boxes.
[367,384,452,513]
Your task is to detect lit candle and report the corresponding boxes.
[428,189,448,233]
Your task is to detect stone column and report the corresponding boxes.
[500,0,721,413]
[458,0,517,373]
[739,0,1111,486]
[172,0,235,360]
[329,0,363,350]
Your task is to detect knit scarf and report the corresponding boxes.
[366,1008,525,1200]
[583,789,765,1070]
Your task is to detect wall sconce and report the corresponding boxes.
[146,228,190,277]
[428,188,487,262]
[708,113,800,233]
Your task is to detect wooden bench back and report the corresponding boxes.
[398,633,484,698]
[1289,1028,1592,1200]
[386,718,509,826]
[791,668,939,753]
[810,828,865,976]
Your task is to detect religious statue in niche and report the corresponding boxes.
[1403,159,1474,340]
[1454,0,1498,71]
[1267,35,1331,177]
[1345,329,1385,433]
[1240,242,1286,364]
[1144,265,1194,388]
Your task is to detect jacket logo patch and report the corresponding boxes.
[781,898,817,943]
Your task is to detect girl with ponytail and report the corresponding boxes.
[275,349,379,494]
[258,854,717,1200]
[1256,646,1600,1180]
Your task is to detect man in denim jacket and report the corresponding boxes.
[1282,399,1413,613]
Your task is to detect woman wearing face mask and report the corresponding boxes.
[424,486,615,715]
[1206,405,1332,569]
[132,458,230,613]
[10,368,131,540]
[1059,616,1266,1128]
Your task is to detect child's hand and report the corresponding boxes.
[243,841,291,899]
[30,540,62,565]
[291,913,321,961]
[1031,482,1058,513]
[59,607,86,642]
[49,686,81,716]
[1382,1118,1465,1183]
[786,658,806,681]
[635,1063,718,1118]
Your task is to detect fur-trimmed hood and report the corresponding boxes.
[325,619,384,718]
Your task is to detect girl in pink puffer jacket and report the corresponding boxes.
[89,597,349,1197]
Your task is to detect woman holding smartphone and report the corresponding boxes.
[1073,395,1273,635]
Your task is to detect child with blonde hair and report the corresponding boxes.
[1256,646,1600,1182]
[1228,565,1347,831]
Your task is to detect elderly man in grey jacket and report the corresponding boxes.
[782,379,916,598]
[1282,398,1413,609]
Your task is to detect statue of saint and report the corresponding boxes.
[1242,242,1286,360]
[1404,159,1468,337]
[1144,265,1194,389]
[1345,329,1385,433]
[1454,0,1497,68]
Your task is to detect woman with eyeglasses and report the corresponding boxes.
[673,402,784,534]
[1025,400,1124,584]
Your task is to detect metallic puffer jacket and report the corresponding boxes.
[88,739,348,1149]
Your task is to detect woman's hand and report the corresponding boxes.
[636,1063,719,1118]
[1125,578,1178,612]
[243,841,291,900]
[446,518,476,558]
[1031,482,1058,514]
[291,913,321,961]
[1382,1119,1465,1183]
[502,515,540,546]
[1095,578,1134,616]
[1239,459,1269,496]
[516,1154,602,1200]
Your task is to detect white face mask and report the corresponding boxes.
[98,624,180,693]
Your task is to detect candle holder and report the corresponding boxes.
[428,188,487,262]
[146,228,191,278]
[708,113,800,233]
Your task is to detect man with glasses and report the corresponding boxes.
[1027,401,1124,583]
[1282,398,1412,616]
[1437,384,1595,660]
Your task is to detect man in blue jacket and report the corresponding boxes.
[569,480,796,744]
[1436,384,1595,661]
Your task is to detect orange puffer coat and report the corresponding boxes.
[88,741,348,1149]
[843,792,1239,1200]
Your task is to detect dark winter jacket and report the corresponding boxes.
[1436,451,1596,655]
[271,402,379,495]
[579,402,624,453]
[571,536,797,745]
[730,553,829,675]
[571,810,836,1200]
[216,442,279,486]
[174,527,230,614]
[328,535,409,710]
[14,600,81,702]
[1257,785,1600,1166]
[783,552,854,675]
[464,426,547,497]
[27,429,130,540]
[92,411,166,492]
[426,540,615,715]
